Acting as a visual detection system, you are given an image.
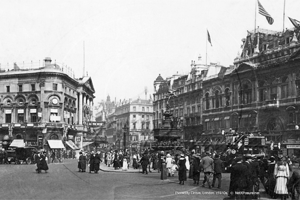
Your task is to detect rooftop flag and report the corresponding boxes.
[207,30,212,46]
[257,0,274,25]
[288,17,300,30]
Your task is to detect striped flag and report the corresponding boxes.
[257,0,274,25]
[288,17,300,30]
[207,30,212,46]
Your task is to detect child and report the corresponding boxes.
[170,160,178,176]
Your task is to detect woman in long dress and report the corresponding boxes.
[178,154,187,185]
[38,152,49,173]
[274,157,290,200]
[122,158,128,171]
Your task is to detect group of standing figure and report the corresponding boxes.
[35,150,49,173]
[78,151,102,173]
[227,155,295,200]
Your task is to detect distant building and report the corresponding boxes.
[0,57,95,153]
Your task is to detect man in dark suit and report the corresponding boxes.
[140,153,149,174]
[266,156,276,199]
[94,151,102,173]
[243,155,254,199]
[35,151,41,173]
[89,151,95,173]
[251,156,260,199]
[228,157,248,199]
[212,154,224,189]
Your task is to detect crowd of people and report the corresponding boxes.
[31,146,300,200]
[226,154,299,200]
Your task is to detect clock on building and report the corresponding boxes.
[52,98,58,105]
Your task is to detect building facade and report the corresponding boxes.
[110,98,154,152]
[153,27,300,156]
[0,57,95,153]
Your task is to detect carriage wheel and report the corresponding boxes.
[26,158,31,164]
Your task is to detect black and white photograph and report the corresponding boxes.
[0,0,300,199]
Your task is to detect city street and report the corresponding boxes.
[0,159,272,200]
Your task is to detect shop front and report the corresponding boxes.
[47,140,66,163]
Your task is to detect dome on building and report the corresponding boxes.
[155,74,164,82]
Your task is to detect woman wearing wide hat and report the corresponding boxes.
[274,156,290,200]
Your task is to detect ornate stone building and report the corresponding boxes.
[113,98,153,151]
[0,57,95,153]
[153,27,300,156]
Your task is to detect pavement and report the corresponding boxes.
[99,162,273,200]
[0,159,276,200]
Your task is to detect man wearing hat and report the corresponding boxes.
[266,156,276,198]
[201,151,214,188]
[228,156,248,199]
[243,155,254,198]
[192,153,201,185]
[212,154,224,189]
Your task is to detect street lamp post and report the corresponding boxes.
[123,125,128,151]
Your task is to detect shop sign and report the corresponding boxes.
[75,137,81,142]
[287,145,300,149]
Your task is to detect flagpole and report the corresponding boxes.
[283,0,286,32]
[206,30,207,66]
[254,0,257,34]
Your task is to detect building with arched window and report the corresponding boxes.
[153,27,300,156]
[0,57,95,154]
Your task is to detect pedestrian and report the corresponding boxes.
[251,156,261,199]
[266,156,277,199]
[166,153,172,177]
[140,153,149,174]
[113,153,120,170]
[243,155,254,199]
[189,150,195,179]
[38,151,49,173]
[107,152,112,167]
[185,154,190,180]
[94,151,101,173]
[192,153,201,185]
[132,153,138,169]
[170,160,178,177]
[89,151,95,173]
[122,157,128,171]
[35,151,41,173]
[274,157,290,200]
[201,151,214,188]
[212,154,224,189]
[228,156,248,199]
[78,152,83,172]
[51,151,55,163]
[178,154,187,185]
[78,152,87,172]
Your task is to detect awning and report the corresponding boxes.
[48,140,65,149]
[9,139,25,148]
[82,142,93,147]
[65,140,79,150]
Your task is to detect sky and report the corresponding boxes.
[0,0,299,105]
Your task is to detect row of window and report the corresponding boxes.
[132,106,150,112]
[204,115,256,131]
[5,83,58,92]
